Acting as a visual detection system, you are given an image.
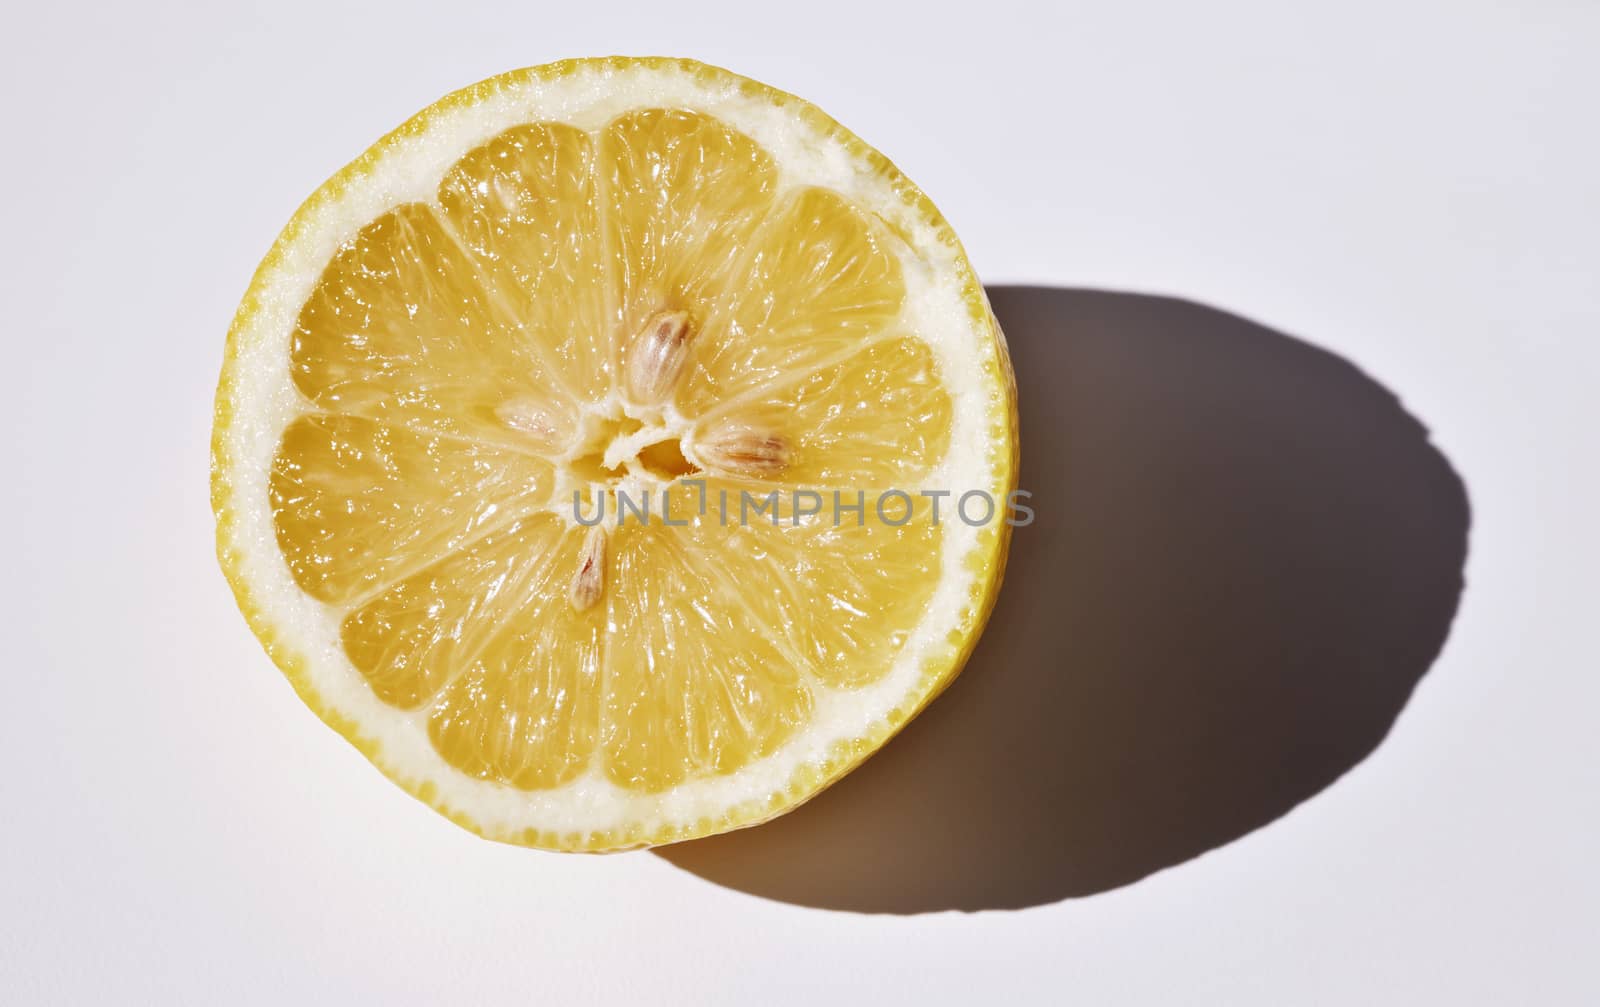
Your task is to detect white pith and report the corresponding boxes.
[216,61,1007,844]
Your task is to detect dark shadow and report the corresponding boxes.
[657,286,1470,913]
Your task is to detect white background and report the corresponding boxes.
[5,1,1598,1003]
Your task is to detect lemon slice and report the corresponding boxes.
[212,57,1017,850]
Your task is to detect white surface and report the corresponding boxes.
[4,2,1597,1003]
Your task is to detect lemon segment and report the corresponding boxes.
[601,107,780,382]
[438,123,612,407]
[269,414,555,606]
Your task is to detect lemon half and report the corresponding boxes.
[212,57,1017,850]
